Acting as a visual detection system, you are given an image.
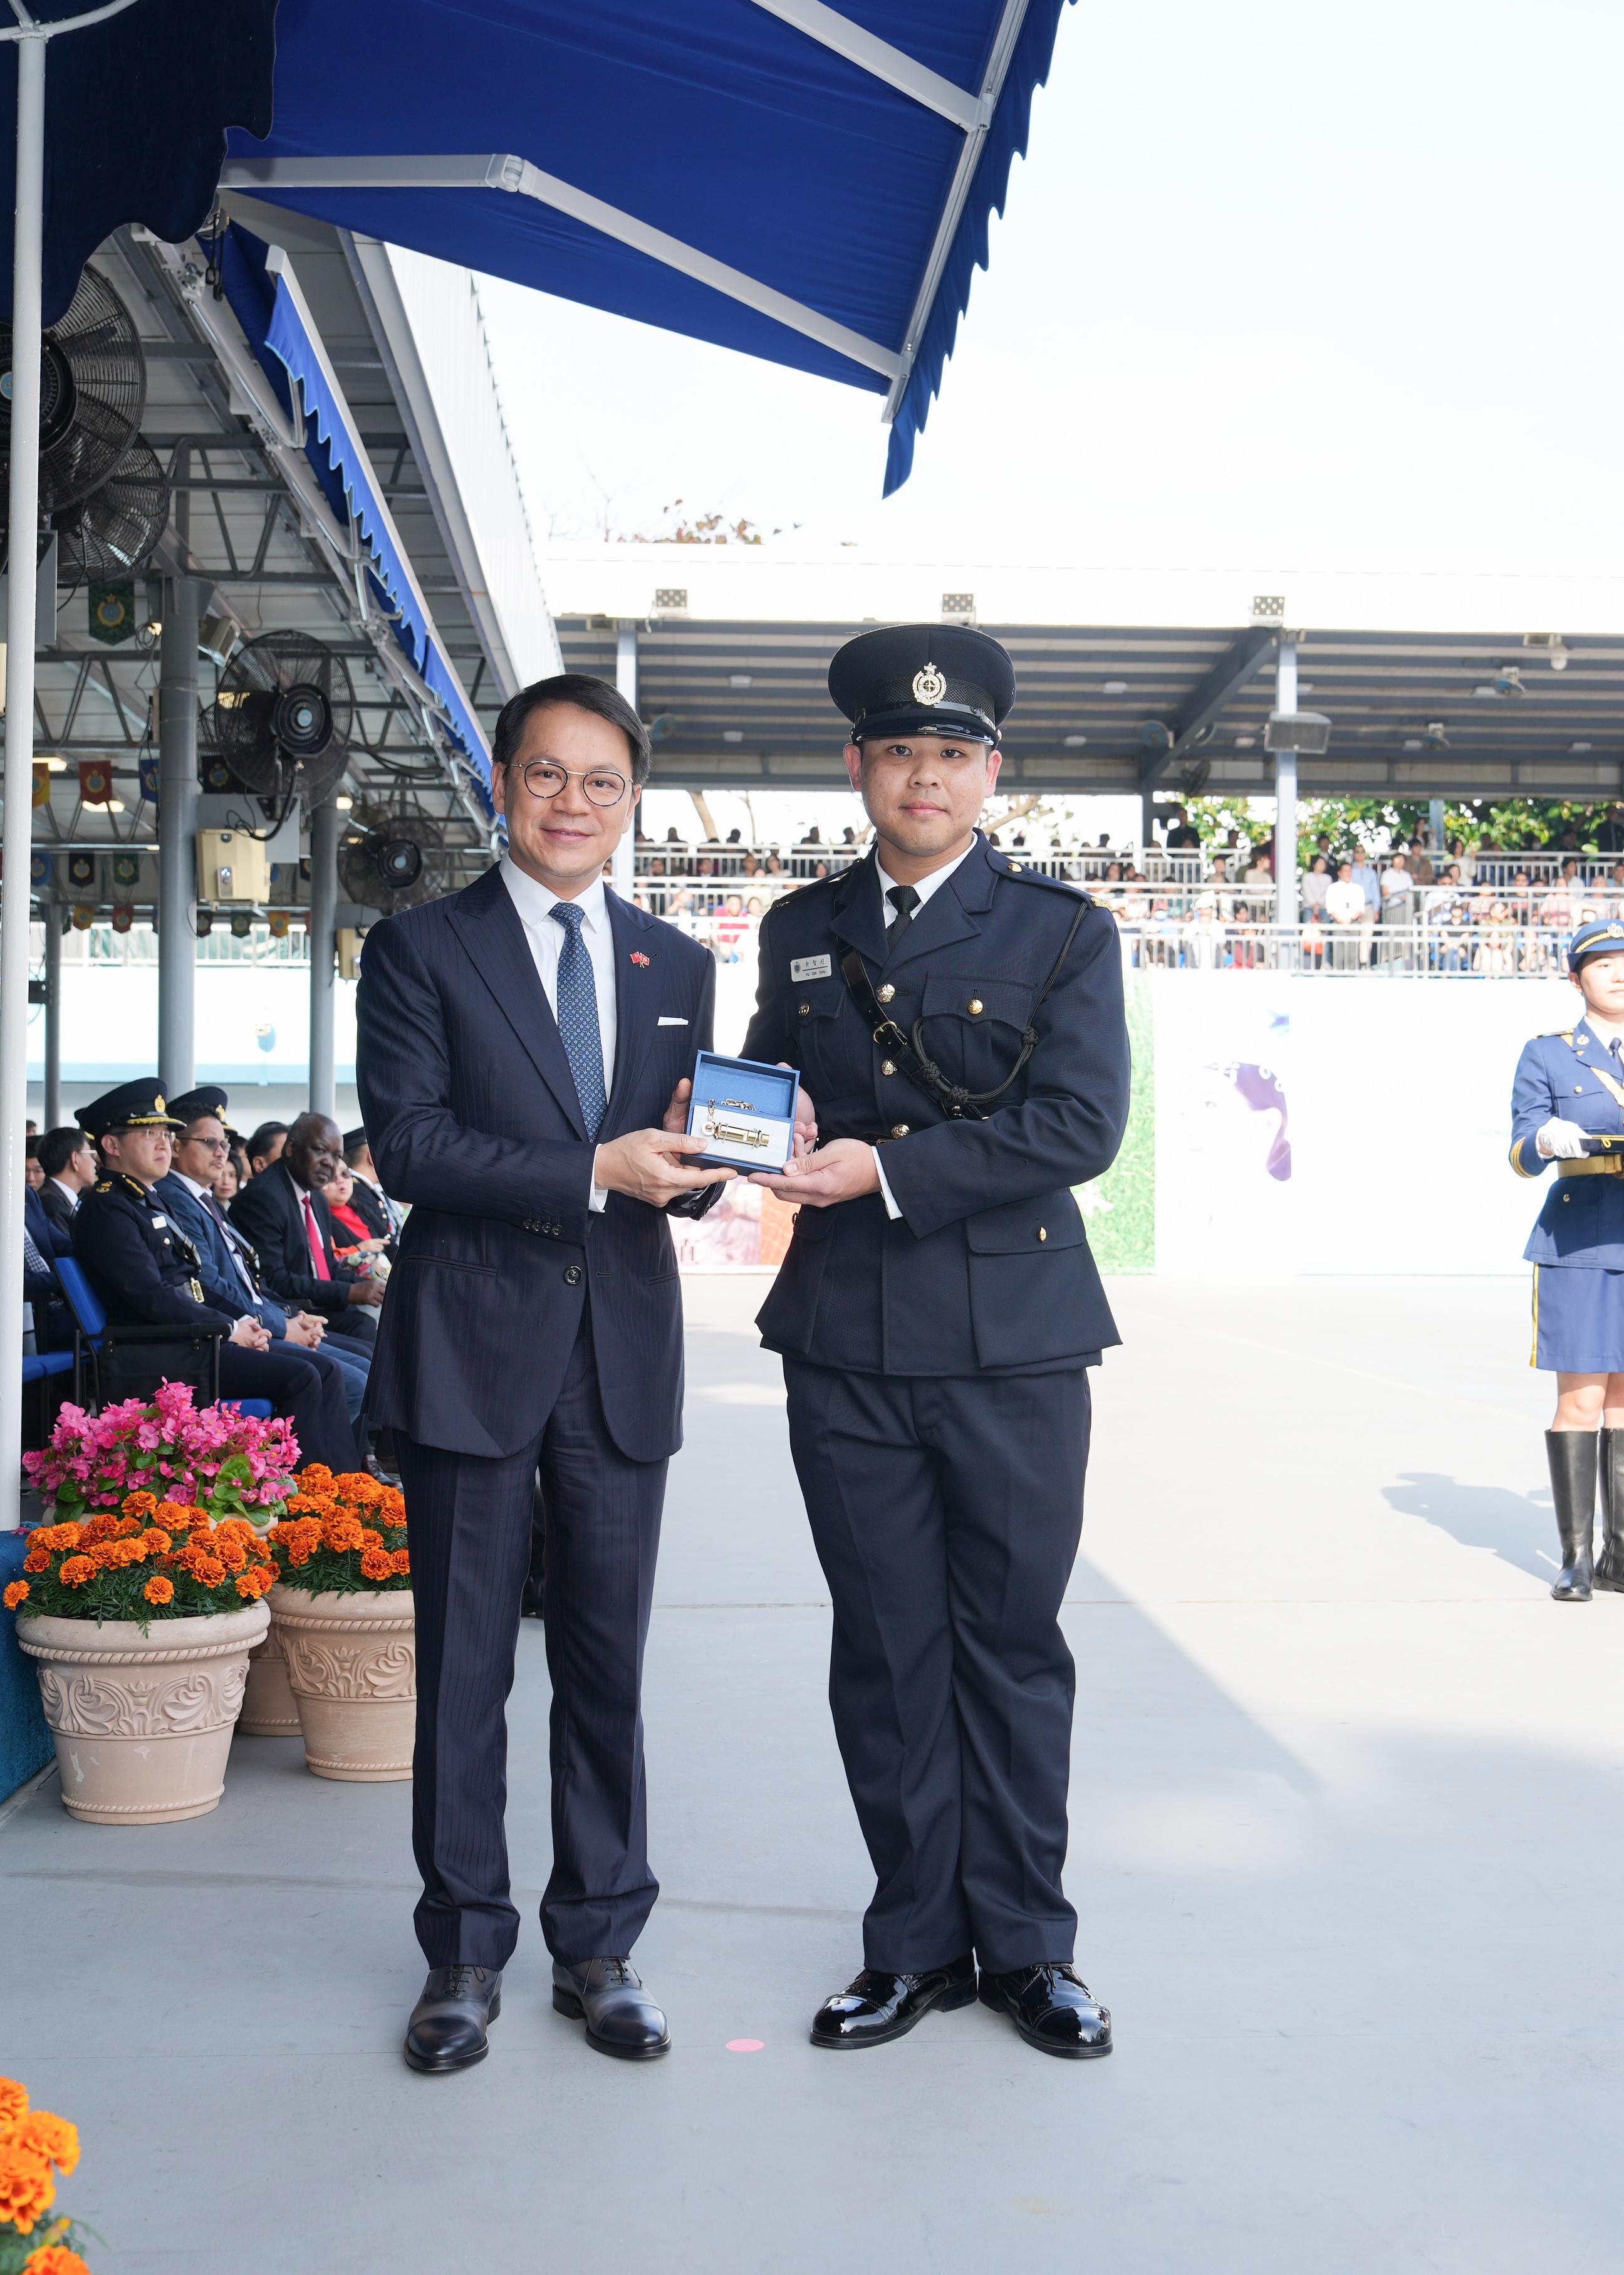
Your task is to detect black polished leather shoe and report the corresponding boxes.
[811,1955,977,2049]
[979,1964,1112,2059]
[552,1957,670,2059]
[403,1964,502,2073]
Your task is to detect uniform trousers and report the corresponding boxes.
[217,1341,357,1475]
[784,1358,1090,1977]
[398,1317,667,1970]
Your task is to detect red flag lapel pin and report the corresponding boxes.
[630,951,650,966]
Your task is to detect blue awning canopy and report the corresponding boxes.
[217,224,494,796]
[221,0,1073,494]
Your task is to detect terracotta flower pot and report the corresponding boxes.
[17,1601,269,1824]
[240,1622,301,1737]
[269,1585,415,1782]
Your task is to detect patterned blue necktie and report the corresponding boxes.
[550,901,608,1138]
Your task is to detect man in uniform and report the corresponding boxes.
[155,1084,370,1462]
[746,624,1130,2060]
[70,1080,358,1472]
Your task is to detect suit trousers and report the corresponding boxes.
[217,1342,357,1475]
[398,1317,667,1969]
[783,1359,1091,1977]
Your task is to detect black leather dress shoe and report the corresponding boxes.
[403,1964,502,2073]
[979,1964,1112,2059]
[552,1958,670,2059]
[811,1955,977,2049]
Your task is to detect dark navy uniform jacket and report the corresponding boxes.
[742,835,1130,1375]
[1511,1017,1624,1267]
[73,1174,238,1331]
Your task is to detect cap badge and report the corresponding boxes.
[154,1094,166,1114]
[912,663,946,706]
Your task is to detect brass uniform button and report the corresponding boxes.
[968,998,983,1015]
[1038,1227,1047,1242]
[1009,860,1024,872]
[880,1059,897,1076]
[877,983,896,1004]
[799,1002,811,1017]
[891,1124,910,1138]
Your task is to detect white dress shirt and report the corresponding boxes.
[501,855,617,1208]
[868,846,975,1220]
[47,1176,81,1216]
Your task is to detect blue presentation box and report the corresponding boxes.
[686,1051,800,1172]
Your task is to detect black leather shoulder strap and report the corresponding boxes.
[838,884,1089,1122]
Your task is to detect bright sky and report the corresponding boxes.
[476,0,1623,839]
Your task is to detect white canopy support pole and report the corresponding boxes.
[157,572,200,1097]
[41,901,59,1131]
[1273,638,1299,935]
[0,28,45,1528]
[1429,796,1447,858]
[308,796,338,1121]
[614,622,637,901]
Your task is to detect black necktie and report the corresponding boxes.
[885,884,920,944]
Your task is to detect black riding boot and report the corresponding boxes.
[1546,1428,1596,1601]
[1594,1428,1624,1591]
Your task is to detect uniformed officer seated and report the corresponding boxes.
[70,1080,359,1473]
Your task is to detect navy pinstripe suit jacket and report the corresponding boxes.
[355,864,717,1462]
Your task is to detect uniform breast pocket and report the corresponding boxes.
[789,975,870,1096]
[917,972,1036,1096]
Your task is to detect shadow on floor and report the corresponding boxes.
[1383,1470,1555,1583]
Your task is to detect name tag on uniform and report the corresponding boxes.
[150,1215,167,1228]
[791,954,832,981]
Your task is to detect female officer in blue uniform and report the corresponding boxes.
[1509,916,1624,1599]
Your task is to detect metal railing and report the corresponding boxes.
[1114,919,1580,975]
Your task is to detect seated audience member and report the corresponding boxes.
[1301,854,1331,916]
[214,1152,242,1206]
[23,1139,43,1191]
[246,1120,289,1178]
[38,1125,96,1235]
[342,1129,403,1245]
[231,1110,383,1352]
[156,1085,369,1459]
[71,1081,358,1470]
[322,1161,388,1263]
[23,1173,72,1350]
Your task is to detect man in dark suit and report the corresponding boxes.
[358,672,756,2077]
[746,625,1130,2063]
[341,1129,402,1248]
[230,1113,383,1354]
[155,1085,368,1467]
[36,1126,96,1237]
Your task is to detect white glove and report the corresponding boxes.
[1537,1117,1590,1159]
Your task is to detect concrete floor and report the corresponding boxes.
[4,1274,1619,2274]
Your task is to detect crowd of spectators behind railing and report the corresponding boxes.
[630,805,1624,976]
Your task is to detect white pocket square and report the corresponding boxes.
[658,1015,689,1026]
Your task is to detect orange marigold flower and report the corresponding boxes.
[154,1500,190,1526]
[79,1513,116,1544]
[390,1548,411,1576]
[322,1517,365,1552]
[22,1549,48,1573]
[0,2077,28,2129]
[112,1513,142,1537]
[143,1575,175,1606]
[122,1489,158,1517]
[13,2114,78,2177]
[3,1580,29,1610]
[188,1554,226,1588]
[359,1527,383,1551]
[142,1528,172,1555]
[359,1547,394,1582]
[232,1569,269,1600]
[23,2243,93,2275]
[56,1557,93,1587]
[0,2143,55,2233]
